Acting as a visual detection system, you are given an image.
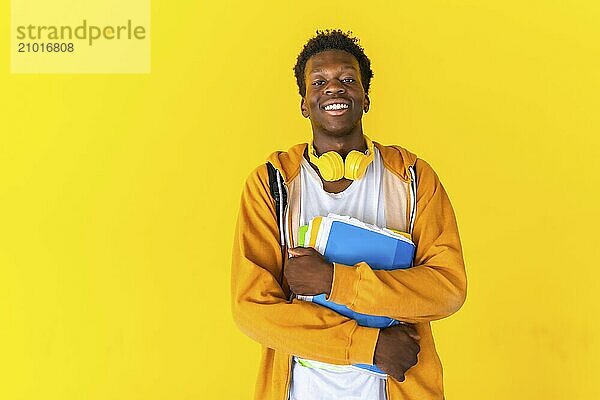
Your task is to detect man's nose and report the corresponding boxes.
[324,79,345,95]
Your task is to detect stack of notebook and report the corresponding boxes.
[296,213,416,375]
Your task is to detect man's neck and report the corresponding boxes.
[312,131,367,158]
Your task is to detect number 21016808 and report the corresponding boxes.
[18,42,74,53]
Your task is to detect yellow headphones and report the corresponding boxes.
[308,135,375,182]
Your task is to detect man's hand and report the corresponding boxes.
[374,324,421,382]
[285,247,334,296]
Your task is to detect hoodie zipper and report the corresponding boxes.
[274,168,294,301]
[408,164,417,236]
[385,377,391,399]
[283,354,293,400]
[274,168,294,400]
[407,164,417,269]
[275,169,286,249]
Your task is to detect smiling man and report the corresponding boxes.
[231,29,467,399]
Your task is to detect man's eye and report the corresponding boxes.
[342,78,355,83]
[312,80,325,86]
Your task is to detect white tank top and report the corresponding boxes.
[289,146,387,400]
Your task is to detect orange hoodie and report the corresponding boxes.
[231,141,467,399]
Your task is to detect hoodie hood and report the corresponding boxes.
[266,141,418,184]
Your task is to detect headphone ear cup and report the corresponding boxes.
[317,151,344,181]
[344,150,370,180]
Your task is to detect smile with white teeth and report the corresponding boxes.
[324,103,349,111]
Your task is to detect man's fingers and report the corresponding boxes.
[408,330,421,341]
[288,247,316,257]
[400,323,421,340]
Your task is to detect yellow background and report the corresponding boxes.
[1,1,599,399]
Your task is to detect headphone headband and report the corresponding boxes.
[308,136,375,181]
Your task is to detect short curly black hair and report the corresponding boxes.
[293,29,374,98]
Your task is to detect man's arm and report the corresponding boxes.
[231,164,379,365]
[287,159,467,324]
[328,158,467,323]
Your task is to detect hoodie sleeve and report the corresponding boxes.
[230,164,379,365]
[326,159,467,324]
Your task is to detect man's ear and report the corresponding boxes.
[363,94,370,113]
[300,97,309,118]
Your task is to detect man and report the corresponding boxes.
[231,29,467,399]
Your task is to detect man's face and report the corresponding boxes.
[301,49,370,137]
